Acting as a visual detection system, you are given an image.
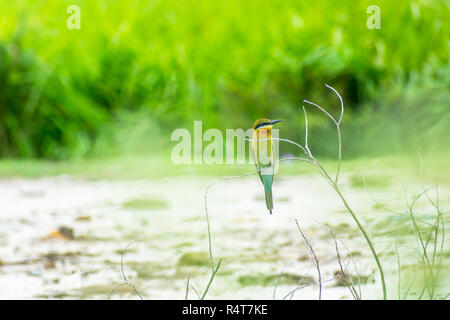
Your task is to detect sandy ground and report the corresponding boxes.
[0,173,448,299]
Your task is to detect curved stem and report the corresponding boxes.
[301,85,386,299]
[280,137,387,299]
[119,241,144,300]
[331,184,387,299]
[248,85,387,299]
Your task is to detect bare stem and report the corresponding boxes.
[395,237,402,300]
[185,273,190,300]
[273,260,295,300]
[118,240,144,300]
[202,85,388,300]
[328,227,360,300]
[297,85,386,299]
[295,219,322,300]
[201,171,257,299]
[331,185,387,299]
[201,260,222,300]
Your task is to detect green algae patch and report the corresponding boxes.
[122,198,169,210]
[350,174,391,189]
[177,252,210,267]
[238,273,314,287]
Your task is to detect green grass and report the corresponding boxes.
[0,0,448,158]
[0,152,448,183]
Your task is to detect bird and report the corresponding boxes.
[251,119,284,214]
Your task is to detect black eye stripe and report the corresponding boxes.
[255,122,270,129]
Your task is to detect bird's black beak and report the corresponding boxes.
[269,120,284,125]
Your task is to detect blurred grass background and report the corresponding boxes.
[0,1,448,300]
[0,0,448,163]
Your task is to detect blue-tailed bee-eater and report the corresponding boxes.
[251,119,284,214]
